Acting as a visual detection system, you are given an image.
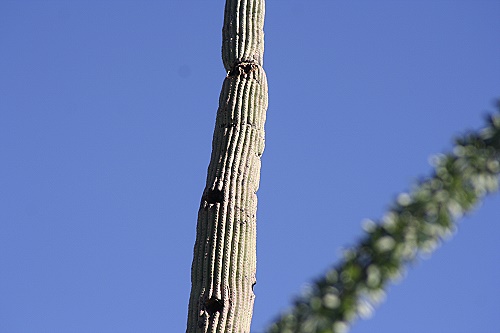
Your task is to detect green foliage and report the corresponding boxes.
[267,103,500,333]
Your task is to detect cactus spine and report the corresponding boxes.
[187,1,267,332]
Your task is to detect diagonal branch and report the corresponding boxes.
[267,104,500,333]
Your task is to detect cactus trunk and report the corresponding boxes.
[186,1,268,332]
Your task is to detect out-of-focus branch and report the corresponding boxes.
[268,103,500,333]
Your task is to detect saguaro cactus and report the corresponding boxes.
[186,1,268,332]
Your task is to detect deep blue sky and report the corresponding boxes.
[1,1,499,332]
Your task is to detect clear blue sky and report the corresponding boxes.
[1,1,499,332]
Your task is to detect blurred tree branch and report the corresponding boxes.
[268,102,500,333]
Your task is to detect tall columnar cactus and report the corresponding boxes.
[187,1,268,332]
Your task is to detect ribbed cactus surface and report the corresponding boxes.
[187,1,268,332]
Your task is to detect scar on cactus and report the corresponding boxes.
[228,62,258,77]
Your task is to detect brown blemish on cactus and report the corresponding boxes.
[228,62,258,77]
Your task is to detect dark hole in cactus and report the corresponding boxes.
[205,296,224,316]
[204,188,224,204]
